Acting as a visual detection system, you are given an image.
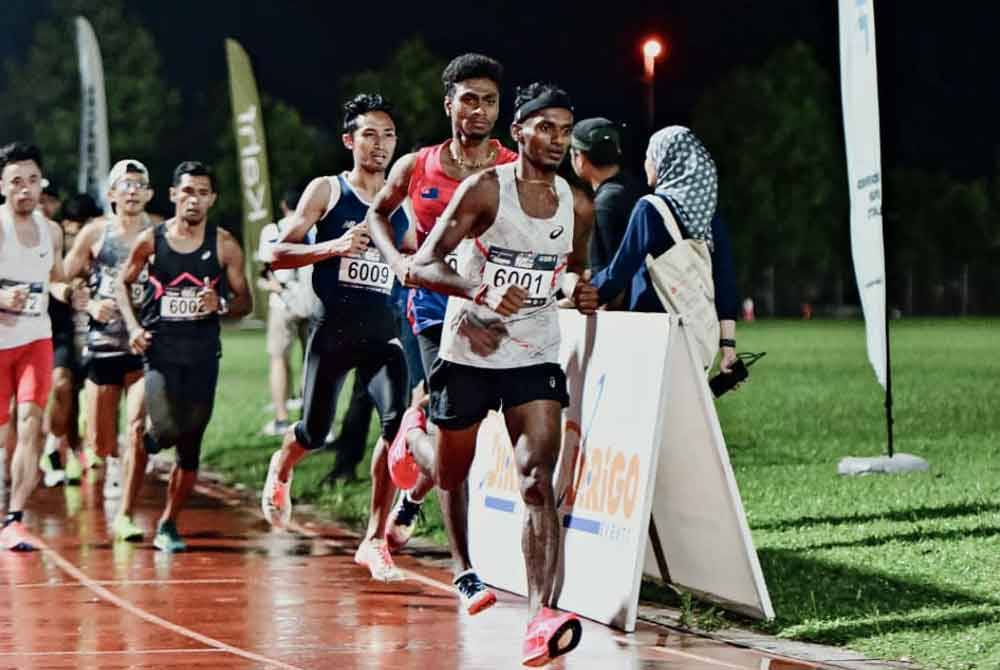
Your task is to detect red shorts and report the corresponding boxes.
[0,338,53,424]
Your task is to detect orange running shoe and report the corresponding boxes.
[0,521,38,552]
[521,607,582,667]
[387,407,425,490]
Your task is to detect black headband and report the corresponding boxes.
[513,89,575,123]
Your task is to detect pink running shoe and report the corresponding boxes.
[521,607,582,666]
[0,521,38,552]
[387,407,425,490]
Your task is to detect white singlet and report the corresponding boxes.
[0,205,53,349]
[439,162,574,369]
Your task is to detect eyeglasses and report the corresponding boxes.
[114,179,149,192]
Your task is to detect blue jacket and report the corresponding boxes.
[591,194,739,319]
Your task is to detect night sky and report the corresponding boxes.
[1,1,997,179]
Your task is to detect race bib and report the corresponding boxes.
[0,279,47,317]
[338,247,393,294]
[159,286,209,321]
[483,246,557,308]
[99,267,147,304]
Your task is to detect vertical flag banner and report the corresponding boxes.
[225,38,272,318]
[75,17,110,212]
[839,0,887,388]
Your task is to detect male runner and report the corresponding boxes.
[116,161,251,552]
[64,159,154,539]
[0,142,77,551]
[40,194,98,487]
[386,83,597,666]
[260,94,410,582]
[366,53,517,613]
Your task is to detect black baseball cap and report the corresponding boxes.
[571,117,622,164]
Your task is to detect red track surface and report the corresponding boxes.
[1,475,822,669]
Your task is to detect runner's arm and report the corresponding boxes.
[367,153,417,276]
[408,171,498,301]
[218,228,252,318]
[47,221,73,303]
[560,188,598,315]
[61,219,100,279]
[271,177,367,268]
[114,228,155,339]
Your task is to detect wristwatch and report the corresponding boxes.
[218,296,230,315]
[720,338,736,348]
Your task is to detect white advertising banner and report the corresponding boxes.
[839,0,888,388]
[468,312,773,631]
[75,17,110,212]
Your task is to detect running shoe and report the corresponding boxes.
[64,449,83,485]
[153,520,186,552]
[521,607,583,667]
[39,439,65,487]
[385,492,423,552]
[354,538,404,582]
[454,570,497,615]
[103,456,122,500]
[262,451,292,528]
[112,514,144,542]
[261,419,290,437]
[387,407,425,490]
[0,521,38,552]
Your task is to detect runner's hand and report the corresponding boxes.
[128,327,152,354]
[457,312,508,356]
[476,284,526,317]
[330,223,370,257]
[391,255,414,286]
[719,346,737,374]
[87,298,117,323]
[198,277,219,313]
[0,285,28,312]
[573,271,599,316]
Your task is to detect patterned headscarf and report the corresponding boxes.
[646,126,717,245]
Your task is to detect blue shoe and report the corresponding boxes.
[153,521,186,552]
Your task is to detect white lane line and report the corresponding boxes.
[33,537,306,670]
[14,578,246,589]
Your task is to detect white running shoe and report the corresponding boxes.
[261,451,292,529]
[103,457,122,500]
[354,539,405,582]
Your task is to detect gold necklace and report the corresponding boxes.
[450,141,497,170]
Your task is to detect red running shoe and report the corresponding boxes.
[0,521,38,552]
[521,607,582,667]
[388,407,425,490]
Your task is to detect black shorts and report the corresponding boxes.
[144,350,220,471]
[294,305,408,450]
[415,324,442,387]
[52,334,80,376]
[87,354,144,386]
[428,360,569,431]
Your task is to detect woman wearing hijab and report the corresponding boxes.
[588,126,740,372]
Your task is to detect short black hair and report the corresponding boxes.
[60,193,103,223]
[442,53,503,97]
[0,142,44,173]
[513,82,567,112]
[172,160,216,191]
[343,93,394,135]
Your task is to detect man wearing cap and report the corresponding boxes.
[64,159,154,540]
[569,118,646,277]
[386,81,597,666]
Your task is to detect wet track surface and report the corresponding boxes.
[1,474,823,669]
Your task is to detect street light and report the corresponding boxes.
[642,37,664,130]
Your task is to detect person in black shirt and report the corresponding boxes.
[569,118,646,275]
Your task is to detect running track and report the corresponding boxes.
[1,474,823,669]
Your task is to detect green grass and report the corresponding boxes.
[202,319,1000,670]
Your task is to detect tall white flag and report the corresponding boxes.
[839,0,887,388]
[75,17,110,212]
